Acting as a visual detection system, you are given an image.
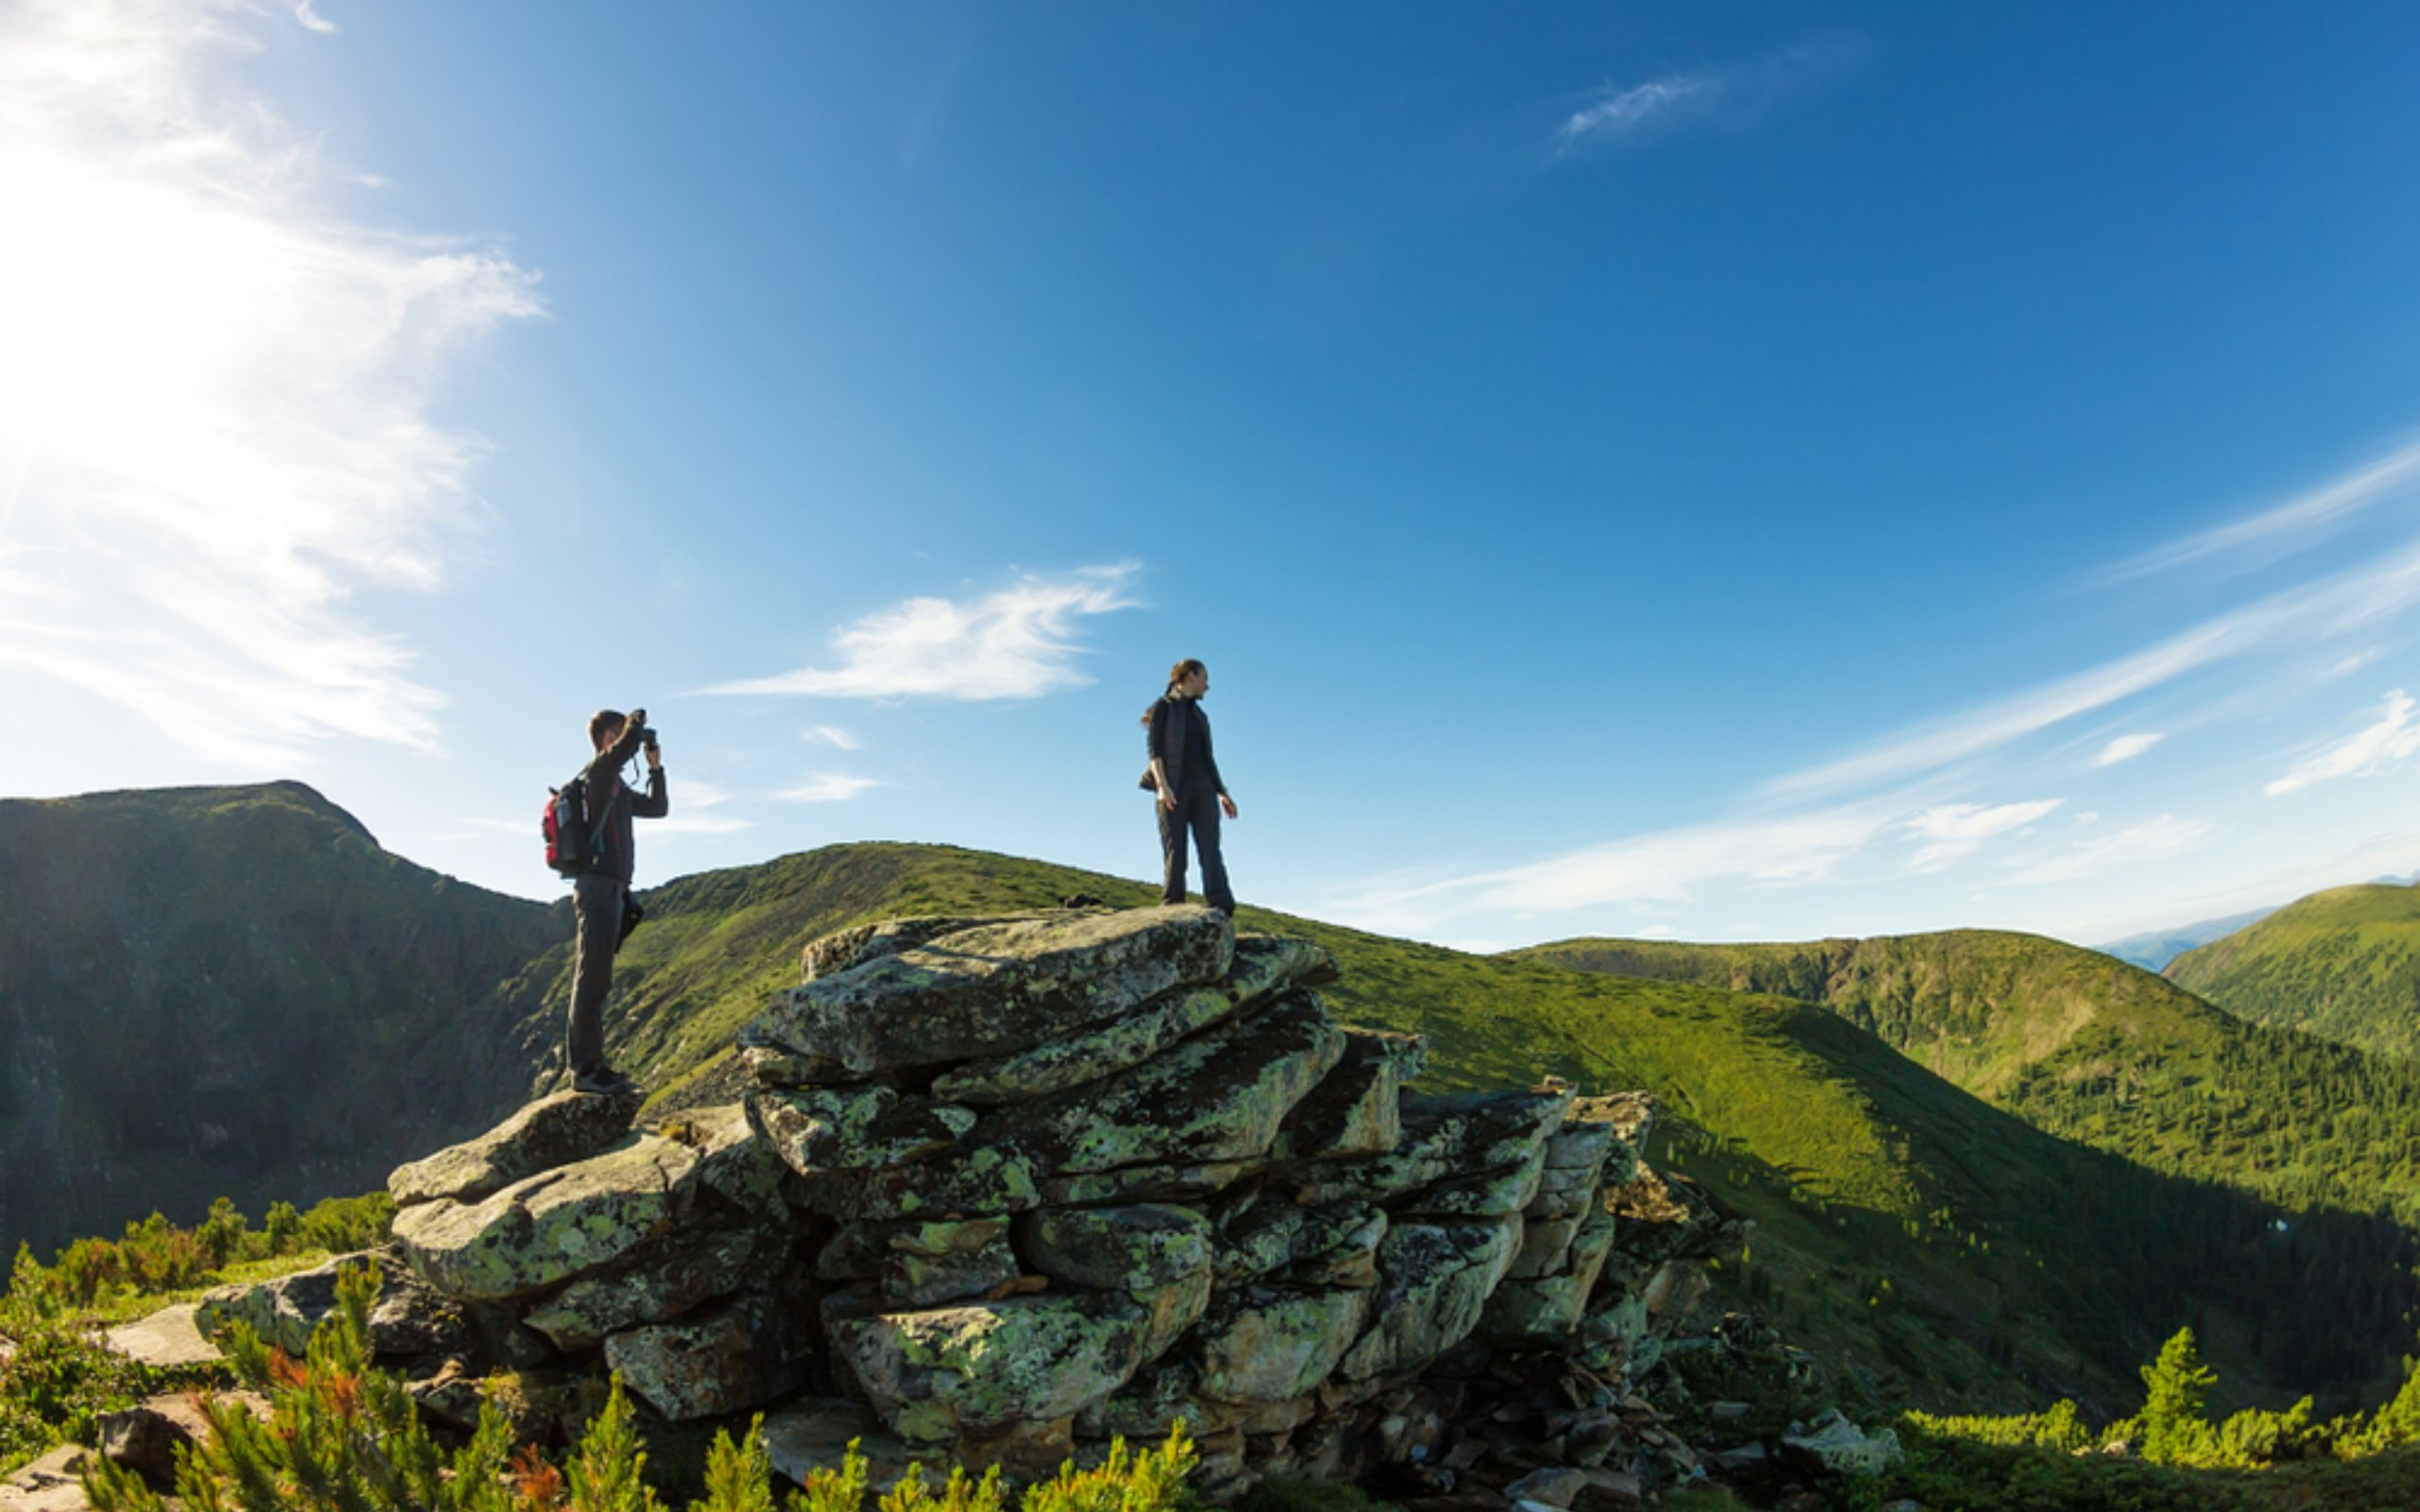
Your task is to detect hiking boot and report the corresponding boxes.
[572,1066,639,1096]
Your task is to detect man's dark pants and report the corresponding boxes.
[1159,783,1236,913]
[568,873,625,1074]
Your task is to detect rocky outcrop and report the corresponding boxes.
[202,903,1742,1501]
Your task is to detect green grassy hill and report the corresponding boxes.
[1514,931,2420,1226]
[2168,884,2420,1061]
[0,783,560,1262]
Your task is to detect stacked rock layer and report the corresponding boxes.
[205,906,1737,1500]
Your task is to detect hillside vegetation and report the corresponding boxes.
[2169,883,2420,1061]
[0,784,558,1262]
[1515,931,2420,1224]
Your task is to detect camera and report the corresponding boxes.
[638,725,659,747]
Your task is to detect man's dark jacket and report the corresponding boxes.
[581,722,668,884]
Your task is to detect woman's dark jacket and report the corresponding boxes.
[1142,695,1226,797]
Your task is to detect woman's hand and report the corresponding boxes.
[1159,786,1179,812]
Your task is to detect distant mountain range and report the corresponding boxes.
[11,782,2420,1420]
[2096,909,2281,972]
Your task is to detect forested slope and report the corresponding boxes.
[0,783,560,1261]
[2169,883,2420,1061]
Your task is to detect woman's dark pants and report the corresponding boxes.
[1159,784,1236,913]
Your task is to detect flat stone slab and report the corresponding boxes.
[1196,1285,1373,1402]
[1015,1205,1211,1293]
[932,936,1335,1107]
[198,1249,466,1357]
[392,1133,700,1300]
[742,907,1234,1076]
[104,1303,220,1368]
[1,1447,91,1512]
[389,1088,640,1207]
[987,991,1345,1175]
[748,1086,976,1174]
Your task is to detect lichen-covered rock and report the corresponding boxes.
[759,1398,947,1493]
[1014,1205,1211,1293]
[820,1217,1008,1282]
[1575,1093,1654,1185]
[744,907,1234,1076]
[1195,1285,1373,1402]
[801,915,1052,983]
[1270,1028,1425,1162]
[1603,1167,1721,1264]
[391,1134,699,1300]
[1290,1206,1388,1289]
[885,1223,1022,1309]
[198,1249,466,1357]
[1335,1216,1522,1380]
[1038,1160,1266,1207]
[1291,1085,1572,1207]
[605,1291,809,1421]
[832,1292,1152,1442]
[523,1228,777,1350]
[790,1143,1042,1221]
[1135,1267,1213,1362]
[388,1090,640,1208]
[1508,1215,1580,1280]
[748,1085,977,1174]
[681,1103,792,1211]
[1077,1359,1234,1439]
[988,991,1344,1174]
[1481,1210,1619,1338]
[933,936,1334,1107]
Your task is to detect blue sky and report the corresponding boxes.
[9,1,2420,950]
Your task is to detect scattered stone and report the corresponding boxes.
[1780,1410,1905,1476]
[198,1249,466,1357]
[1,1445,93,1512]
[102,1303,221,1368]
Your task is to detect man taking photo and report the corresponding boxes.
[568,706,667,1095]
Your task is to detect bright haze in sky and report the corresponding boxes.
[8,0,2420,952]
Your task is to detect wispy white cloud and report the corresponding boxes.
[2007,816,2208,885]
[783,772,888,804]
[2266,690,2420,798]
[1766,541,2420,801]
[801,724,864,750]
[0,0,539,768]
[707,564,1140,702]
[2331,648,2385,679]
[1555,36,1867,153]
[2095,732,2165,767]
[2090,438,2420,586]
[645,778,755,837]
[1901,799,2064,870]
[292,1,336,34]
[1335,799,1902,934]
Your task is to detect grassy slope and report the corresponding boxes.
[1514,931,2420,1224]
[551,845,2409,1415]
[2169,884,2420,1061]
[0,783,560,1261]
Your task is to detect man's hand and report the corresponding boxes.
[1158,786,1178,812]
[1219,794,1239,820]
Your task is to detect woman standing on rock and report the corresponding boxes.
[1141,658,1238,915]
